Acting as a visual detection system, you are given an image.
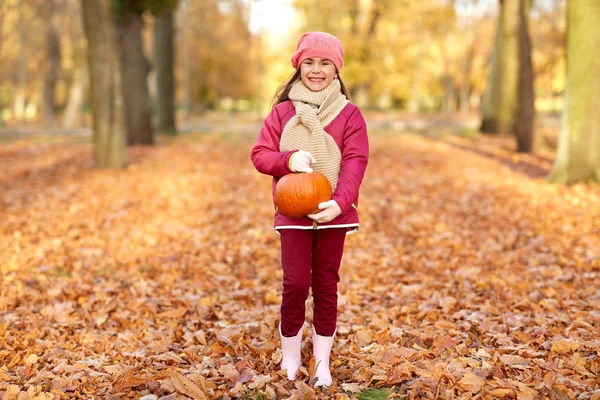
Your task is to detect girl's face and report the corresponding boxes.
[300,58,337,91]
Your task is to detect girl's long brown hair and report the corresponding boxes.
[272,69,351,107]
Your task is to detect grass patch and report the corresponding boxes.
[240,391,266,400]
[54,267,71,278]
[358,388,390,400]
[456,127,481,138]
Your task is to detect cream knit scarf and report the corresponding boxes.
[280,79,349,191]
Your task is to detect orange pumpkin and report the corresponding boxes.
[275,172,332,219]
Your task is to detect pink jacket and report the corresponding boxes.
[251,100,369,231]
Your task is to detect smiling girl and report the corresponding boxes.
[250,32,369,388]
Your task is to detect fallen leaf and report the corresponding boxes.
[170,371,207,400]
[458,372,484,393]
[499,354,529,367]
[3,385,21,400]
[487,388,515,397]
[551,338,580,354]
[157,307,188,319]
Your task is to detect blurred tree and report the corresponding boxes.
[0,2,5,127]
[62,0,89,129]
[531,0,566,112]
[457,3,479,113]
[0,0,567,124]
[153,2,177,135]
[350,0,385,107]
[37,0,62,127]
[177,0,192,117]
[113,0,153,145]
[481,0,535,153]
[514,0,535,152]
[549,0,600,183]
[81,0,126,168]
[294,0,389,107]
[294,0,465,110]
[62,61,88,129]
[13,0,28,121]
[481,0,519,134]
[183,0,255,109]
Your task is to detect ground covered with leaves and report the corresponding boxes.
[1,130,599,399]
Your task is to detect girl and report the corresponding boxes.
[250,31,369,387]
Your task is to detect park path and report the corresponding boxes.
[1,128,598,399]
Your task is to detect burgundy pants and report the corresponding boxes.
[279,228,347,337]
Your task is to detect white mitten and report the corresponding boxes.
[307,200,342,223]
[290,150,316,173]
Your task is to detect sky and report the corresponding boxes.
[248,0,296,34]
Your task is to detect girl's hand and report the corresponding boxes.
[307,200,342,223]
[290,150,316,173]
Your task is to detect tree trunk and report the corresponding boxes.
[13,4,27,122]
[549,0,600,183]
[441,75,456,112]
[481,0,520,134]
[349,0,359,36]
[63,12,88,130]
[480,12,502,132]
[352,0,383,108]
[0,4,5,126]
[460,37,476,113]
[62,62,89,129]
[440,26,457,113]
[43,1,61,127]
[408,44,423,113]
[81,0,126,169]
[179,0,192,118]
[115,11,153,145]
[154,8,177,135]
[514,0,535,153]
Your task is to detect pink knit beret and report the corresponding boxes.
[291,32,344,72]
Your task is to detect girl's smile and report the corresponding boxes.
[300,58,337,91]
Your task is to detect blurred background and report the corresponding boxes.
[0,0,565,127]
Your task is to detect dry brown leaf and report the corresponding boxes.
[218,363,241,380]
[551,338,580,354]
[3,385,21,400]
[91,312,109,326]
[340,382,365,393]
[487,388,515,397]
[335,394,352,400]
[434,319,457,330]
[194,329,207,345]
[293,381,316,399]
[458,372,484,393]
[513,381,537,400]
[115,372,148,392]
[157,307,188,319]
[355,330,374,347]
[248,374,272,390]
[499,354,529,367]
[24,354,38,366]
[170,371,207,400]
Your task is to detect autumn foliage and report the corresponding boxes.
[1,131,599,399]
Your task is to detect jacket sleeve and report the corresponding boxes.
[332,107,369,213]
[250,105,296,178]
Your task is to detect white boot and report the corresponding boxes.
[279,324,303,380]
[312,326,335,387]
